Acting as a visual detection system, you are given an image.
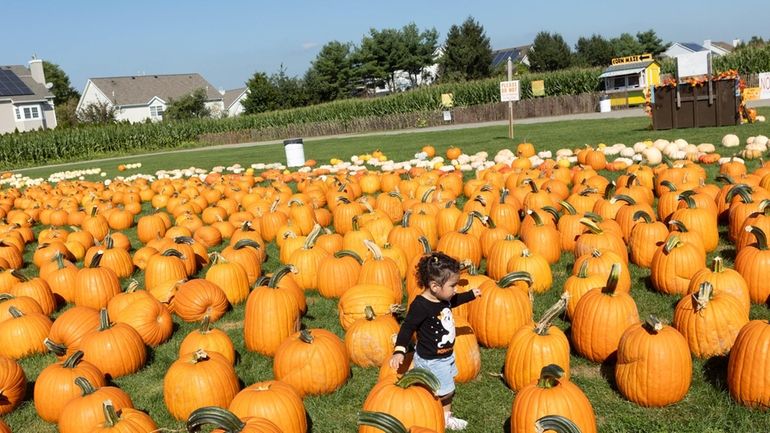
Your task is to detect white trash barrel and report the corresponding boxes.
[599,95,611,113]
[283,138,305,167]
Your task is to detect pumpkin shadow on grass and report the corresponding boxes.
[599,353,620,393]
[702,355,729,391]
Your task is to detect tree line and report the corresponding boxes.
[41,20,768,125]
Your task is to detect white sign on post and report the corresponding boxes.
[500,80,520,102]
[759,72,770,100]
[676,51,710,78]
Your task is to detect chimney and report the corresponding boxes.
[28,59,45,85]
[703,39,712,49]
[733,38,741,47]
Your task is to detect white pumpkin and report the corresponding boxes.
[633,142,647,153]
[538,151,553,159]
[755,135,769,147]
[674,138,689,149]
[642,147,663,165]
[697,143,715,153]
[654,139,670,150]
[620,147,636,158]
[614,157,634,166]
[684,144,699,154]
[722,134,740,147]
[556,148,573,157]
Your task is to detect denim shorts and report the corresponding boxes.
[413,351,458,396]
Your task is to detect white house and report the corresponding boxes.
[374,47,444,95]
[77,73,224,123]
[222,87,248,117]
[0,59,57,134]
[663,40,738,59]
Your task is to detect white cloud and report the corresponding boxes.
[301,42,320,50]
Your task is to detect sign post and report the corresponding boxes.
[500,57,520,139]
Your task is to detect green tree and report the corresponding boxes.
[636,29,670,57]
[54,98,79,128]
[42,61,81,104]
[163,88,211,121]
[242,72,279,114]
[399,23,439,88]
[77,100,116,124]
[610,33,644,57]
[305,41,354,103]
[528,31,572,72]
[356,28,407,92]
[575,34,615,67]
[271,65,307,109]
[439,16,493,82]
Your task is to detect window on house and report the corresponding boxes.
[613,77,626,90]
[15,105,41,121]
[627,75,640,88]
[150,105,164,118]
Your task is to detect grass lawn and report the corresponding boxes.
[6,111,770,432]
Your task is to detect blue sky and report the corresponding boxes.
[3,0,768,92]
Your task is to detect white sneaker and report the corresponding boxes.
[444,412,468,431]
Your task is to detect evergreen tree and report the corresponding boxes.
[400,23,439,87]
[636,29,670,57]
[242,72,279,114]
[271,65,307,109]
[575,34,615,67]
[610,33,644,57]
[528,31,572,72]
[304,41,354,103]
[164,88,210,121]
[439,16,493,82]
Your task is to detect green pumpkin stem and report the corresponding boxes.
[542,206,561,223]
[583,212,603,223]
[302,224,323,249]
[44,338,68,356]
[88,250,104,268]
[400,210,412,228]
[364,305,376,321]
[299,329,314,344]
[527,209,545,227]
[576,260,590,278]
[601,263,621,294]
[394,368,440,394]
[668,220,688,233]
[694,281,713,312]
[559,201,577,215]
[233,239,261,251]
[74,376,98,396]
[267,265,297,288]
[457,212,476,234]
[715,174,735,185]
[660,180,678,192]
[186,406,246,433]
[102,400,121,428]
[678,193,697,209]
[334,249,363,264]
[535,294,568,336]
[499,271,533,289]
[525,178,539,193]
[746,225,768,250]
[642,315,664,333]
[711,256,725,273]
[613,194,636,205]
[417,236,431,255]
[603,181,616,199]
[536,364,565,389]
[198,315,212,333]
[420,187,435,203]
[357,411,409,433]
[98,308,112,331]
[632,210,653,224]
[364,239,384,260]
[579,217,603,234]
[535,415,583,433]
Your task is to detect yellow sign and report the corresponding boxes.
[441,93,454,108]
[611,53,653,65]
[743,87,760,101]
[531,80,545,97]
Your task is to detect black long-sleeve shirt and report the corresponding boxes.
[394,291,477,359]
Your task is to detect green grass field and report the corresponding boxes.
[6,112,770,432]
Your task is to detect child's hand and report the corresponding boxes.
[472,288,482,297]
[389,353,404,369]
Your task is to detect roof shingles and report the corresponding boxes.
[89,73,222,106]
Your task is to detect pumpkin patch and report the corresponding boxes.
[0,124,769,432]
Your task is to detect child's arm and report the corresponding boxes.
[389,301,427,368]
[450,288,481,307]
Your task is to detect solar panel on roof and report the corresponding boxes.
[0,69,34,97]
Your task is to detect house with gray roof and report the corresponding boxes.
[223,87,248,117]
[663,39,738,59]
[0,59,57,134]
[491,45,531,69]
[77,73,224,123]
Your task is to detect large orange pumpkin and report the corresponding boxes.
[273,329,350,397]
[361,368,445,433]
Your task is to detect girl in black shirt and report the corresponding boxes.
[389,252,481,431]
